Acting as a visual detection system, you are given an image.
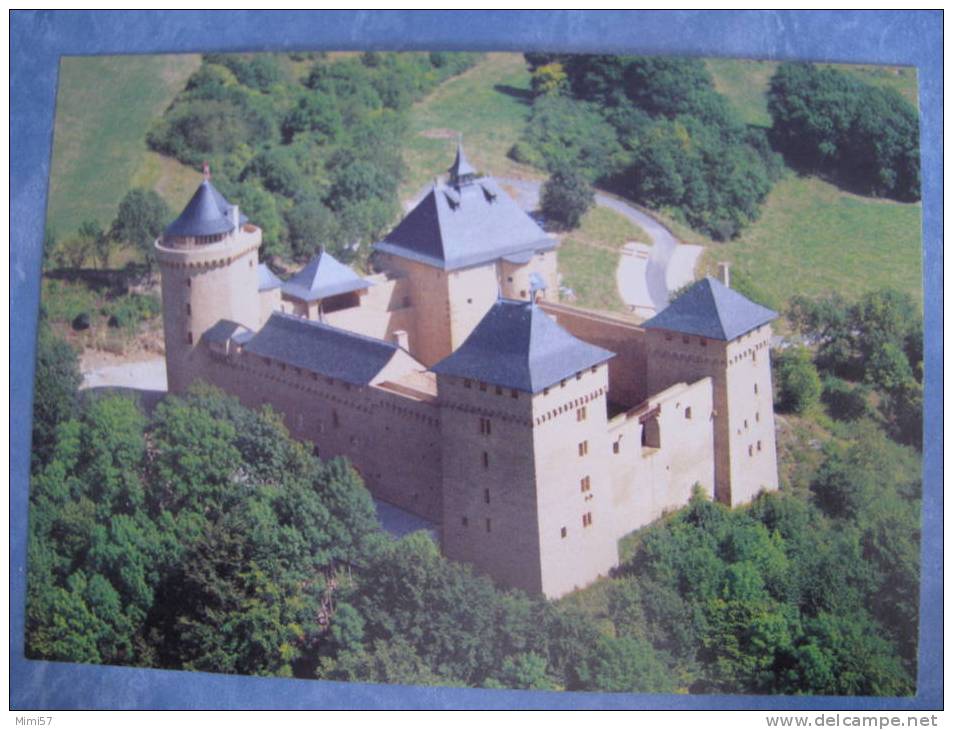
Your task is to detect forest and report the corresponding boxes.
[28,51,924,695]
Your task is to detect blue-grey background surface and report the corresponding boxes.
[10,10,943,710]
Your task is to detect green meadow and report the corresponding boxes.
[45,54,200,240]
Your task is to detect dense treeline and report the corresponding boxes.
[512,54,783,240]
[768,63,920,201]
[515,55,921,240]
[28,323,920,693]
[782,288,923,450]
[148,52,479,263]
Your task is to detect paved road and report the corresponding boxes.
[499,178,682,312]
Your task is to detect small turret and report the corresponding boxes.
[447,138,477,188]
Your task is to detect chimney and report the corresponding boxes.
[718,261,731,288]
[392,330,409,350]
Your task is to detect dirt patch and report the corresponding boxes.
[419,128,459,139]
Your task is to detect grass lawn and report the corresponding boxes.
[46,54,201,240]
[557,206,648,315]
[699,174,922,305]
[400,53,540,201]
[705,58,778,128]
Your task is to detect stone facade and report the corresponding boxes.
[157,157,779,599]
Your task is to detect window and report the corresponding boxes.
[577,406,587,422]
[682,335,690,344]
[613,441,620,454]
[560,527,567,539]
[186,331,193,345]
[642,418,660,448]
[582,512,593,528]
[576,372,582,381]
[403,295,411,308]
[332,410,340,428]
[507,276,513,283]
[543,387,549,396]
[520,290,527,298]
[510,389,518,399]
[479,382,487,392]
[757,440,762,452]
[700,338,707,347]
[249,259,253,268]
[744,419,749,429]
[185,302,191,316]
[186,277,191,288]
[484,488,490,504]
[485,518,492,533]
[754,383,759,395]
[480,417,492,435]
[756,412,760,422]
[561,379,566,388]
[482,451,489,469]
[665,333,673,341]
[685,407,692,420]
[580,476,591,493]
[495,385,503,395]
[467,298,473,304]
[578,441,589,457]
[464,379,472,389]
[748,445,754,457]
[461,516,469,527]
[591,366,598,373]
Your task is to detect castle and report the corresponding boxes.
[156,147,780,599]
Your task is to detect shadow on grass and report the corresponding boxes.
[493,84,533,104]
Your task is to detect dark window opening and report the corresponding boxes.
[561,527,567,539]
[642,418,660,449]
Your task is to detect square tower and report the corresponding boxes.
[642,277,779,506]
[433,299,617,598]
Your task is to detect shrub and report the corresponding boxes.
[775,347,822,414]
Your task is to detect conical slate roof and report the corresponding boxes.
[163,180,248,238]
[374,176,555,271]
[281,250,373,302]
[448,141,477,182]
[642,276,777,341]
[257,263,283,292]
[432,299,615,393]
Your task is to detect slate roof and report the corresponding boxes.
[448,142,477,181]
[281,250,374,302]
[431,299,615,393]
[641,276,778,341]
[202,319,249,345]
[244,313,401,385]
[164,180,248,238]
[258,263,283,292]
[374,176,556,271]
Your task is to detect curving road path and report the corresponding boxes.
[498,178,693,314]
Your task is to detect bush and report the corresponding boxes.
[102,293,160,333]
[821,376,872,421]
[775,347,822,414]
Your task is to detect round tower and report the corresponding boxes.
[156,167,262,393]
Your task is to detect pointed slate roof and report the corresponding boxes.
[448,141,477,182]
[374,176,555,271]
[244,313,406,385]
[258,263,283,292]
[281,250,373,302]
[163,179,248,238]
[642,276,777,341]
[432,299,615,393]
